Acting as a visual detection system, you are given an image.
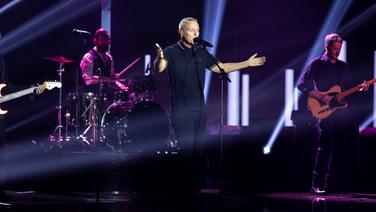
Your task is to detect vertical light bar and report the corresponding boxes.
[227,71,240,125]
[338,40,347,62]
[241,74,250,126]
[101,0,111,33]
[284,69,294,126]
[374,51,376,127]
[144,54,151,76]
[294,87,300,110]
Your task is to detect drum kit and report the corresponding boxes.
[46,56,170,152]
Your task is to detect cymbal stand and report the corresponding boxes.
[50,61,65,144]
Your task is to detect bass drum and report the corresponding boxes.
[100,101,133,151]
[101,101,169,152]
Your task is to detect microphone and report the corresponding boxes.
[193,37,213,48]
[72,28,91,36]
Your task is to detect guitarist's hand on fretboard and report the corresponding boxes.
[34,84,45,95]
[358,80,369,92]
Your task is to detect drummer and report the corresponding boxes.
[80,28,127,96]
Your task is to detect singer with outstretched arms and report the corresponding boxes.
[154,17,266,191]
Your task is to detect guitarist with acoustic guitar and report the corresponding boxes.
[0,53,45,201]
[297,33,369,195]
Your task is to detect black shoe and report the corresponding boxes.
[311,186,327,195]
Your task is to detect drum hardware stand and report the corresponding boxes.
[73,31,102,207]
[96,66,104,205]
[49,60,67,146]
[65,111,72,141]
[77,97,98,145]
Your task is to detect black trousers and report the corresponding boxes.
[312,114,357,192]
[170,105,207,190]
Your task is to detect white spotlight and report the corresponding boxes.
[263,146,270,155]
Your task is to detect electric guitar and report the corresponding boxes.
[0,81,62,114]
[307,78,376,120]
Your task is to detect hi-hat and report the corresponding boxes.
[43,56,74,63]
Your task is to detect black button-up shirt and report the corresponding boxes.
[298,54,353,96]
[164,40,216,111]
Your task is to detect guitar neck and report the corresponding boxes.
[337,78,376,100]
[0,87,37,104]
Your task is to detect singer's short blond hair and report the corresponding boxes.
[178,17,198,33]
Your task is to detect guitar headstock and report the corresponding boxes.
[42,81,62,90]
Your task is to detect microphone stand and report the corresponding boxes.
[200,45,231,193]
[76,33,102,208]
[96,66,103,207]
[75,35,91,141]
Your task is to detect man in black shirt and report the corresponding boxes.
[298,33,368,194]
[154,17,266,190]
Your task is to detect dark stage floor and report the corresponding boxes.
[2,131,376,211]
[1,190,376,211]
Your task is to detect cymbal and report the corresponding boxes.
[43,56,74,63]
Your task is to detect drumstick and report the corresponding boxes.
[117,57,141,77]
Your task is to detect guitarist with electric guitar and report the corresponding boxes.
[297,33,369,195]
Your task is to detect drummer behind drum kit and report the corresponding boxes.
[46,56,171,152]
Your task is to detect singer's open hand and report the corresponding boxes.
[155,43,164,59]
[248,53,266,67]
